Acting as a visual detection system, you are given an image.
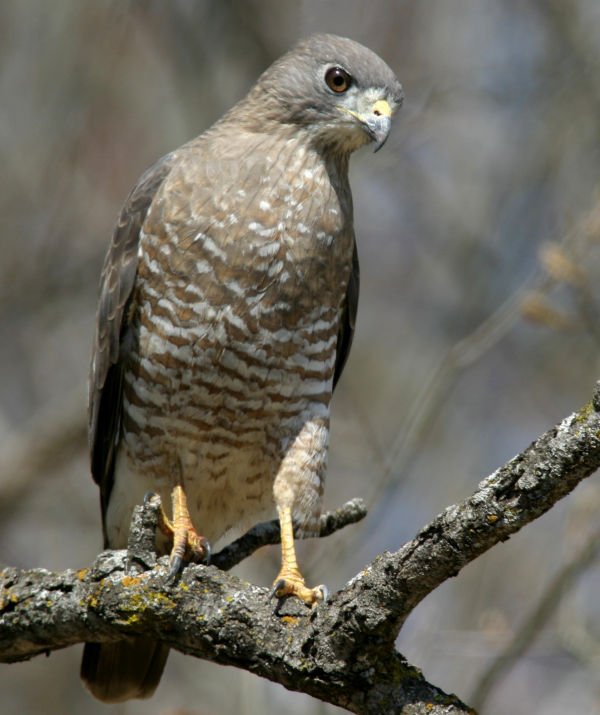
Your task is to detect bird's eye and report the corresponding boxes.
[325,67,351,93]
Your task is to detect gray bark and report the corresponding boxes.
[3,384,600,714]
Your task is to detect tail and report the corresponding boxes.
[81,637,170,703]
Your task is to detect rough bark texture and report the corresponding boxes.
[2,386,600,714]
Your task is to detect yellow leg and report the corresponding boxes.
[169,485,210,572]
[271,506,328,606]
[146,472,210,583]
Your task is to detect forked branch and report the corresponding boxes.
[2,383,600,714]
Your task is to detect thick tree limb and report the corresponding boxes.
[2,386,600,714]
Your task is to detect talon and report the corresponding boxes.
[186,535,211,565]
[202,538,211,566]
[144,491,158,505]
[165,554,182,585]
[270,578,286,600]
[318,585,329,603]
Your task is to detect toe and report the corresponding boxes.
[270,577,329,606]
[189,535,211,565]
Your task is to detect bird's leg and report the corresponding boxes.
[270,506,328,606]
[147,465,211,583]
[167,483,211,580]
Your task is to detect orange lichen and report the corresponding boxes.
[122,576,142,588]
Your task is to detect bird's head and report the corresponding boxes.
[239,34,403,155]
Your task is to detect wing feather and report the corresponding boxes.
[333,238,359,390]
[88,153,176,542]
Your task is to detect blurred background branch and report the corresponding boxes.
[470,515,600,711]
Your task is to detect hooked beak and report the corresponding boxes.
[362,100,392,152]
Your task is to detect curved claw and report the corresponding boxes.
[201,538,211,566]
[318,585,329,603]
[165,554,182,585]
[143,491,158,505]
[270,578,286,600]
[187,535,211,565]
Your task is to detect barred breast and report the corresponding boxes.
[105,132,354,550]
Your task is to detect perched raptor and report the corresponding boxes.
[81,34,403,703]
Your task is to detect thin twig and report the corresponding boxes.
[211,498,368,571]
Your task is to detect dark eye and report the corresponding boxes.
[325,67,351,93]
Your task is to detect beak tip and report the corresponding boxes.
[365,114,392,153]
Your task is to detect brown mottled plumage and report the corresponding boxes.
[82,34,402,703]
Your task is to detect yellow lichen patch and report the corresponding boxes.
[426,704,434,712]
[77,569,88,581]
[114,610,142,627]
[122,575,142,588]
[574,401,594,425]
[150,592,176,609]
[488,515,499,522]
[121,588,176,621]
[282,616,299,625]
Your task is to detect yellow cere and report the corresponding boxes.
[373,99,391,117]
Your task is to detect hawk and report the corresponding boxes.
[81,34,403,703]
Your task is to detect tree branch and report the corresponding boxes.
[211,497,368,571]
[3,385,600,714]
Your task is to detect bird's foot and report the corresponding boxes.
[144,491,211,584]
[270,569,329,607]
[166,524,211,584]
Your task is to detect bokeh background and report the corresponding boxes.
[2,1,600,714]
